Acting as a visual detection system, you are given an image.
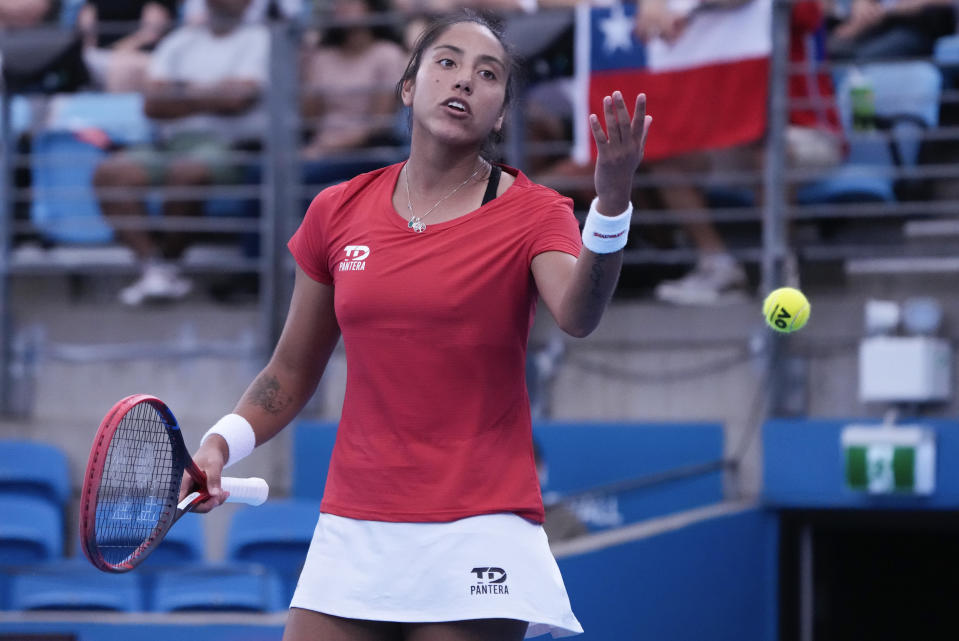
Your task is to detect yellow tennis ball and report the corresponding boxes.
[763,287,810,333]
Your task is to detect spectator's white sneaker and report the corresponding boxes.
[654,256,748,306]
[119,263,192,306]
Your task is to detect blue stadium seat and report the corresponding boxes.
[8,561,143,612]
[46,92,152,146]
[38,92,259,239]
[150,562,286,613]
[141,511,205,567]
[798,61,942,205]
[226,499,320,600]
[31,92,153,245]
[29,131,114,244]
[74,510,205,567]
[1,95,33,138]
[0,496,63,563]
[0,439,71,509]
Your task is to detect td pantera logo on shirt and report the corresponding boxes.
[338,245,369,271]
[469,567,509,595]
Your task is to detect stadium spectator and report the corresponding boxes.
[92,0,269,306]
[299,0,407,191]
[181,0,306,24]
[0,0,58,27]
[645,0,844,305]
[392,0,522,14]
[826,0,956,61]
[77,0,176,92]
[0,1,90,94]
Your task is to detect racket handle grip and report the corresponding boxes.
[222,477,269,506]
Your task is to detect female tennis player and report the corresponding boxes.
[183,10,650,640]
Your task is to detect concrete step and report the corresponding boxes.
[903,218,959,239]
[9,243,256,274]
[846,256,959,276]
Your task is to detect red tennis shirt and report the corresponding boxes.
[288,162,581,523]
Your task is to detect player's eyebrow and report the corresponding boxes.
[433,44,506,73]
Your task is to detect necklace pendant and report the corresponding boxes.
[409,217,426,233]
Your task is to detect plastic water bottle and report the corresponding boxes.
[849,67,876,131]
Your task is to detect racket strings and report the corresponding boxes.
[95,402,181,565]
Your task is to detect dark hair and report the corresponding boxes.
[394,10,521,158]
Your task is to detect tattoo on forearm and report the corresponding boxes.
[247,374,292,415]
[588,253,609,303]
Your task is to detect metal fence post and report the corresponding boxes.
[260,21,302,356]
[0,53,12,415]
[760,0,795,417]
[761,0,791,299]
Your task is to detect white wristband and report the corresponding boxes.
[581,197,632,254]
[201,413,256,468]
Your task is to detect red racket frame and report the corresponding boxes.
[79,394,209,572]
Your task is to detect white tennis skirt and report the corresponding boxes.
[289,512,584,639]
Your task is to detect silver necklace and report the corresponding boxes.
[404,162,483,233]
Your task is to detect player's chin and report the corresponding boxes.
[429,123,487,148]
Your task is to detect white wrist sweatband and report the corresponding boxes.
[201,413,256,468]
[581,197,632,254]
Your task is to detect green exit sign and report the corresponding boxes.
[841,425,935,495]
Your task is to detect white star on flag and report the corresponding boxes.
[598,4,634,55]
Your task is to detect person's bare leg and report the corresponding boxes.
[93,155,154,260]
[403,618,529,641]
[161,158,212,260]
[283,608,403,641]
[652,149,751,303]
[652,151,727,255]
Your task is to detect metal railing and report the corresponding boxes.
[1,4,956,415]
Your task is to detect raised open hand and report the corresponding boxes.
[590,91,652,215]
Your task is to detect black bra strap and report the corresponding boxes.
[482,165,502,205]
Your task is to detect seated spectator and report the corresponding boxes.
[77,0,176,93]
[93,0,269,306]
[646,0,844,305]
[0,0,90,94]
[181,0,305,25]
[0,0,58,28]
[826,0,956,62]
[391,0,529,15]
[299,0,406,190]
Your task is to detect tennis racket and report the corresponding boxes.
[79,394,269,573]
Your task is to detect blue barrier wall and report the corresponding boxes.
[1,507,779,641]
[557,507,778,641]
[0,421,736,638]
[534,422,724,528]
[0,620,284,641]
[291,421,336,499]
[293,420,725,530]
[763,418,959,509]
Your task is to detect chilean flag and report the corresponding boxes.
[573,0,772,163]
